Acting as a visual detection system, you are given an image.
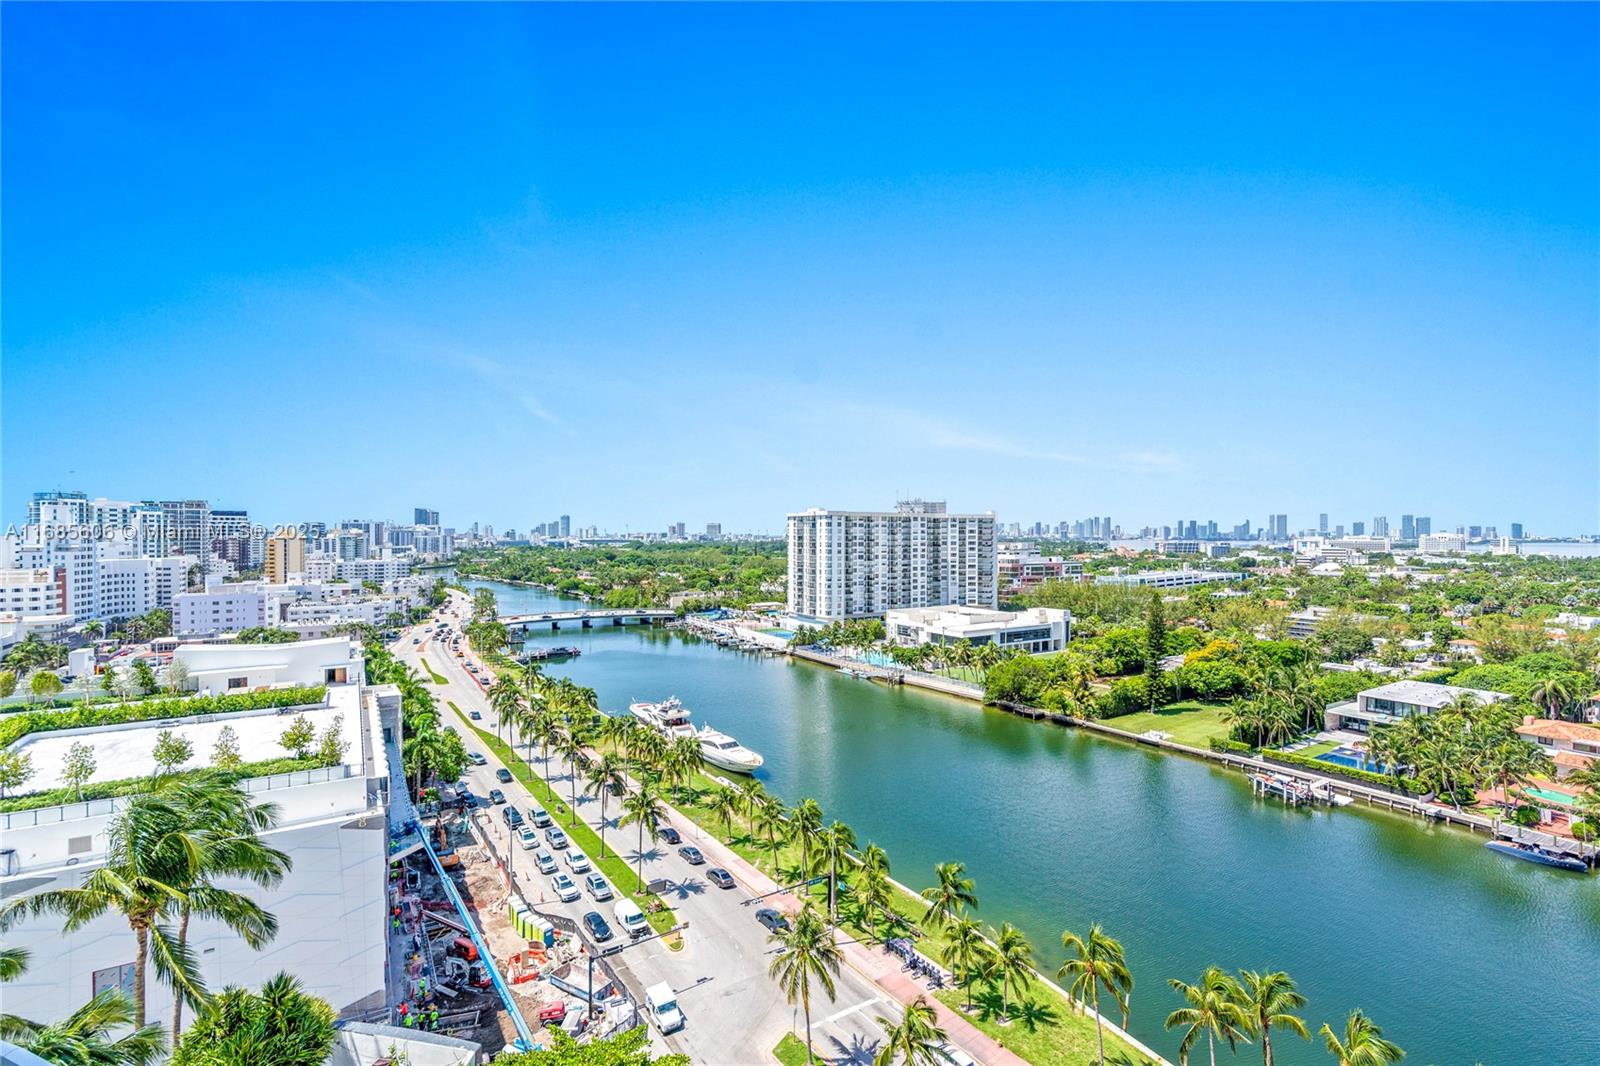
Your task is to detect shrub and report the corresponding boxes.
[0,755,325,813]
[1096,676,1149,718]
[0,685,326,749]
[1208,738,1254,754]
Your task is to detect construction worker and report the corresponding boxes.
[428,1007,439,1031]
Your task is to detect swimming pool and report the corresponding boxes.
[1315,746,1387,774]
[1521,786,1578,807]
[759,628,795,640]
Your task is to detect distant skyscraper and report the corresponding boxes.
[1318,513,1329,534]
[1416,517,1431,536]
[1511,522,1524,539]
[1268,514,1289,540]
[706,522,722,538]
[1373,516,1389,537]
[559,515,571,537]
[1352,521,1366,536]
[414,508,439,526]
[264,531,305,584]
[1400,515,1415,540]
[160,500,210,557]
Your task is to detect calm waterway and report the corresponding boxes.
[461,577,1600,1066]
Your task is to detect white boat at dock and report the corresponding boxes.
[628,696,697,740]
[697,724,764,773]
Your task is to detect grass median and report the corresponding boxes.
[421,659,449,684]
[771,1033,813,1066]
[444,701,678,937]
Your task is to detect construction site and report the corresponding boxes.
[381,803,640,1054]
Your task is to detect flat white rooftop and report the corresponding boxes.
[11,689,353,791]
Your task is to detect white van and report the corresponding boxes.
[645,982,684,1034]
[613,898,649,939]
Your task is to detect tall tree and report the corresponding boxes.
[1318,1009,1405,1066]
[619,785,665,889]
[920,861,978,929]
[768,903,842,1065]
[989,923,1035,1021]
[1144,591,1168,709]
[170,972,335,1066]
[1058,924,1132,1065]
[1234,969,1310,1066]
[585,754,628,857]
[940,917,994,1011]
[1165,967,1252,1066]
[873,995,949,1066]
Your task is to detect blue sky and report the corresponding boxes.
[4,4,1596,535]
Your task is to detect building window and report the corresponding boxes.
[92,962,137,1000]
[227,676,248,690]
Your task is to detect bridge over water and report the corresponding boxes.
[500,608,675,632]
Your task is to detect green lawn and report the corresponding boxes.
[1102,700,1231,747]
[420,659,448,684]
[1295,740,1338,758]
[771,1033,814,1066]
[934,989,1158,1066]
[444,702,677,935]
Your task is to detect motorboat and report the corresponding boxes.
[628,697,697,739]
[697,725,764,773]
[1484,838,1589,873]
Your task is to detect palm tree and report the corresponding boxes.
[667,733,703,802]
[753,795,789,872]
[487,676,522,745]
[1318,1009,1404,1066]
[160,774,291,1039]
[0,792,214,1027]
[873,994,949,1066]
[1528,676,1575,720]
[1165,967,1252,1066]
[1234,969,1309,1066]
[618,785,665,889]
[584,754,628,857]
[940,917,993,1011]
[854,857,896,937]
[768,903,843,1065]
[7,988,166,1065]
[814,820,858,920]
[789,798,825,884]
[597,712,634,758]
[920,861,978,929]
[707,785,741,838]
[564,745,592,827]
[1058,924,1132,1065]
[739,778,768,836]
[989,923,1034,1021]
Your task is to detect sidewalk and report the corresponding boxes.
[656,796,1028,1066]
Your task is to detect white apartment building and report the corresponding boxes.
[174,580,279,636]
[1,637,393,1026]
[1419,532,1468,553]
[1095,568,1244,589]
[0,567,67,617]
[336,555,415,585]
[281,596,408,639]
[787,500,998,621]
[885,604,1070,653]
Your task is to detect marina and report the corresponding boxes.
[464,576,1600,1066]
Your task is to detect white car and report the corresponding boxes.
[931,1041,977,1066]
[564,850,591,874]
[534,850,558,874]
[518,827,539,850]
[550,873,581,902]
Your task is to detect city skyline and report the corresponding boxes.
[4,4,1596,531]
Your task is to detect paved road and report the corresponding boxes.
[396,601,897,1065]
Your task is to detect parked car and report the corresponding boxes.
[529,807,553,828]
[502,805,524,828]
[551,874,581,902]
[706,868,735,890]
[468,751,486,766]
[489,789,506,805]
[582,911,614,943]
[545,827,569,850]
[534,849,558,874]
[495,767,513,783]
[677,845,704,865]
[584,873,613,901]
[755,908,790,933]
[517,827,539,850]
[657,825,681,845]
[565,850,592,874]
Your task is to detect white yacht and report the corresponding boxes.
[697,724,764,773]
[628,697,696,740]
